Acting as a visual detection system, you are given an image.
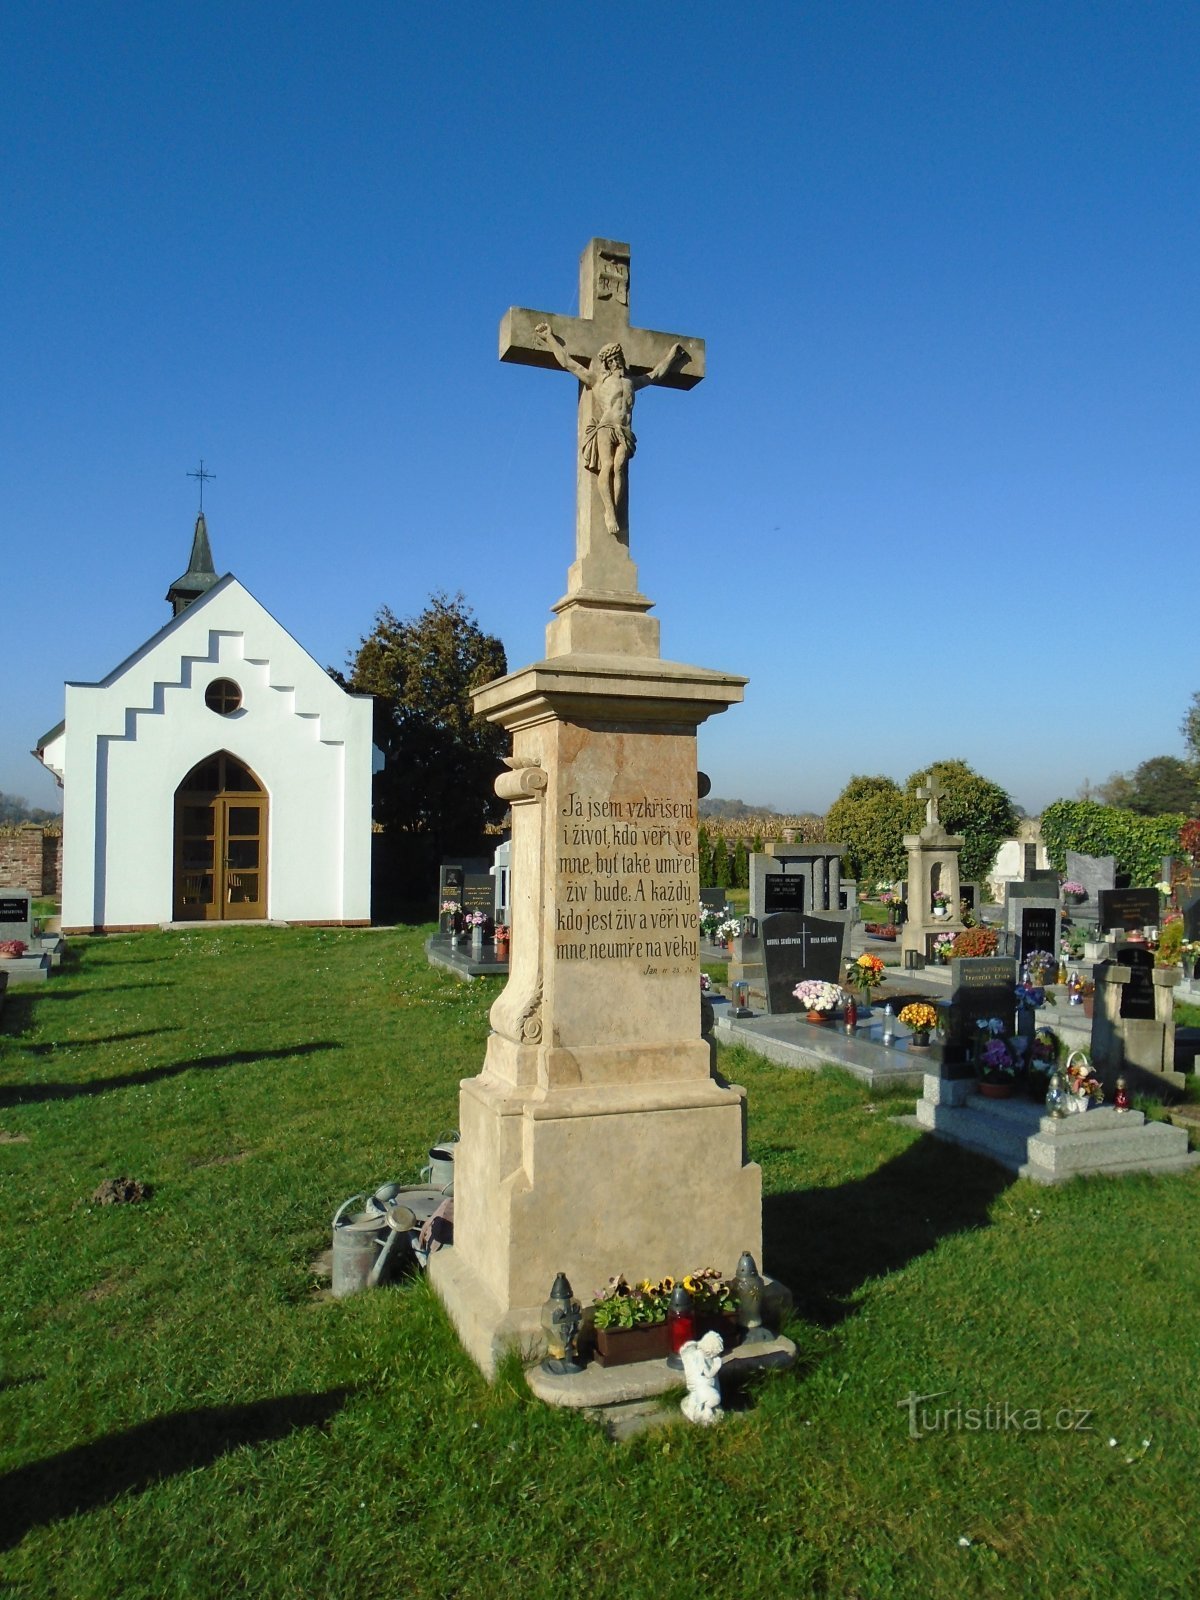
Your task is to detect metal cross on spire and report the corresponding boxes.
[187,459,216,512]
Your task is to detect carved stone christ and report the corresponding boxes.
[535,323,689,537]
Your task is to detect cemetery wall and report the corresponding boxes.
[0,824,61,897]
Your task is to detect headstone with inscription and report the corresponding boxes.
[763,873,806,914]
[760,912,846,1014]
[945,955,1018,1065]
[1017,903,1060,963]
[0,890,33,946]
[1098,887,1160,933]
[430,239,762,1376]
[1065,851,1115,917]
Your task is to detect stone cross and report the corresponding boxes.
[499,239,705,597]
[917,778,947,830]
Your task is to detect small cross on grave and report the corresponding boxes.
[499,238,705,600]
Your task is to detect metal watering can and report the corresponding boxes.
[419,1131,459,1194]
[331,1184,414,1298]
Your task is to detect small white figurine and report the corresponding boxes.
[680,1330,725,1425]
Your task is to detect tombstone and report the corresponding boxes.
[1180,888,1200,943]
[699,887,728,912]
[760,912,847,1015]
[0,889,33,946]
[945,955,1018,1066]
[1118,946,1156,1020]
[461,872,496,924]
[1065,851,1115,917]
[1005,875,1059,900]
[763,873,805,914]
[748,844,845,922]
[1097,887,1160,934]
[1017,902,1060,964]
[430,238,762,1376]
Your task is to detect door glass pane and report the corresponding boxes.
[227,873,257,904]
[182,838,214,871]
[182,806,214,836]
[224,759,261,793]
[182,873,213,905]
[227,838,259,870]
[227,806,260,836]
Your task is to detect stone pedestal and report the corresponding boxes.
[899,825,965,967]
[1091,961,1182,1083]
[431,643,762,1375]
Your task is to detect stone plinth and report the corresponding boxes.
[1091,960,1181,1082]
[915,1075,1200,1183]
[900,827,965,966]
[431,648,762,1376]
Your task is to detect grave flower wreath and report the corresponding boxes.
[0,939,28,959]
[1065,1057,1104,1104]
[792,979,843,1014]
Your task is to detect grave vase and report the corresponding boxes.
[806,1010,831,1025]
[470,927,484,956]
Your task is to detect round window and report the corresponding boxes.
[205,678,243,715]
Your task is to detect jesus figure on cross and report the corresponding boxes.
[535,323,690,538]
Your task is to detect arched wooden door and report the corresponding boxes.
[173,753,268,921]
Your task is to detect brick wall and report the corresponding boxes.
[0,824,62,897]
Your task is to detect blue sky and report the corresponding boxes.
[5,2,1198,817]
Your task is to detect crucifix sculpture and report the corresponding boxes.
[499,239,705,599]
[916,778,947,831]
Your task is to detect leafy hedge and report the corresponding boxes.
[1039,800,1184,886]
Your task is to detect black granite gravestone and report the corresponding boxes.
[700,887,727,912]
[1020,905,1058,960]
[764,874,805,914]
[761,912,845,1014]
[1098,888,1160,932]
[946,956,1018,1065]
[461,873,496,919]
[1119,946,1156,1020]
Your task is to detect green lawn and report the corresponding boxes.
[2,927,1199,1599]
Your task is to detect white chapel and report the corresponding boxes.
[36,511,373,934]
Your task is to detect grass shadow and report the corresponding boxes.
[764,1134,1013,1328]
[0,1041,342,1108]
[18,1027,182,1057]
[0,1387,353,1551]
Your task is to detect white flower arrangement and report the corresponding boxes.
[792,979,844,1013]
[717,918,741,942]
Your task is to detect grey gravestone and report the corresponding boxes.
[1019,904,1059,962]
[1180,888,1200,943]
[761,911,845,1015]
[1119,946,1156,1020]
[700,887,727,911]
[1006,876,1058,901]
[1065,851,1114,913]
[1098,887,1160,932]
[764,874,805,914]
[0,890,33,945]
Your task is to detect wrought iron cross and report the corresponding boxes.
[187,459,215,511]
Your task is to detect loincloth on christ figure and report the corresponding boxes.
[582,420,637,473]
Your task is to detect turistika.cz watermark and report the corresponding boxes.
[898,1389,1094,1440]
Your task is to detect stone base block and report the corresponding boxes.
[432,1073,763,1377]
[916,1087,1200,1184]
[0,953,50,984]
[524,1331,797,1410]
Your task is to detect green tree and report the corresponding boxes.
[1125,755,1199,817]
[824,776,908,886]
[1182,691,1200,764]
[697,824,712,886]
[344,593,509,898]
[904,759,1017,883]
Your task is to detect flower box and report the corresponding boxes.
[593,1323,670,1367]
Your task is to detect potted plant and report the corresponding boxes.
[977,1035,1016,1096]
[439,899,461,936]
[792,979,844,1023]
[931,929,956,964]
[1027,1026,1059,1099]
[464,909,490,952]
[716,917,742,949]
[898,1001,938,1047]
[1061,880,1086,905]
[931,889,952,919]
[844,952,885,1012]
[591,1275,671,1365]
[1023,950,1056,987]
[951,926,999,958]
[0,940,28,960]
[1064,1052,1104,1112]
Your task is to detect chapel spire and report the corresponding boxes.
[166,510,220,616]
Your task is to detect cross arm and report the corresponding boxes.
[498,306,705,391]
